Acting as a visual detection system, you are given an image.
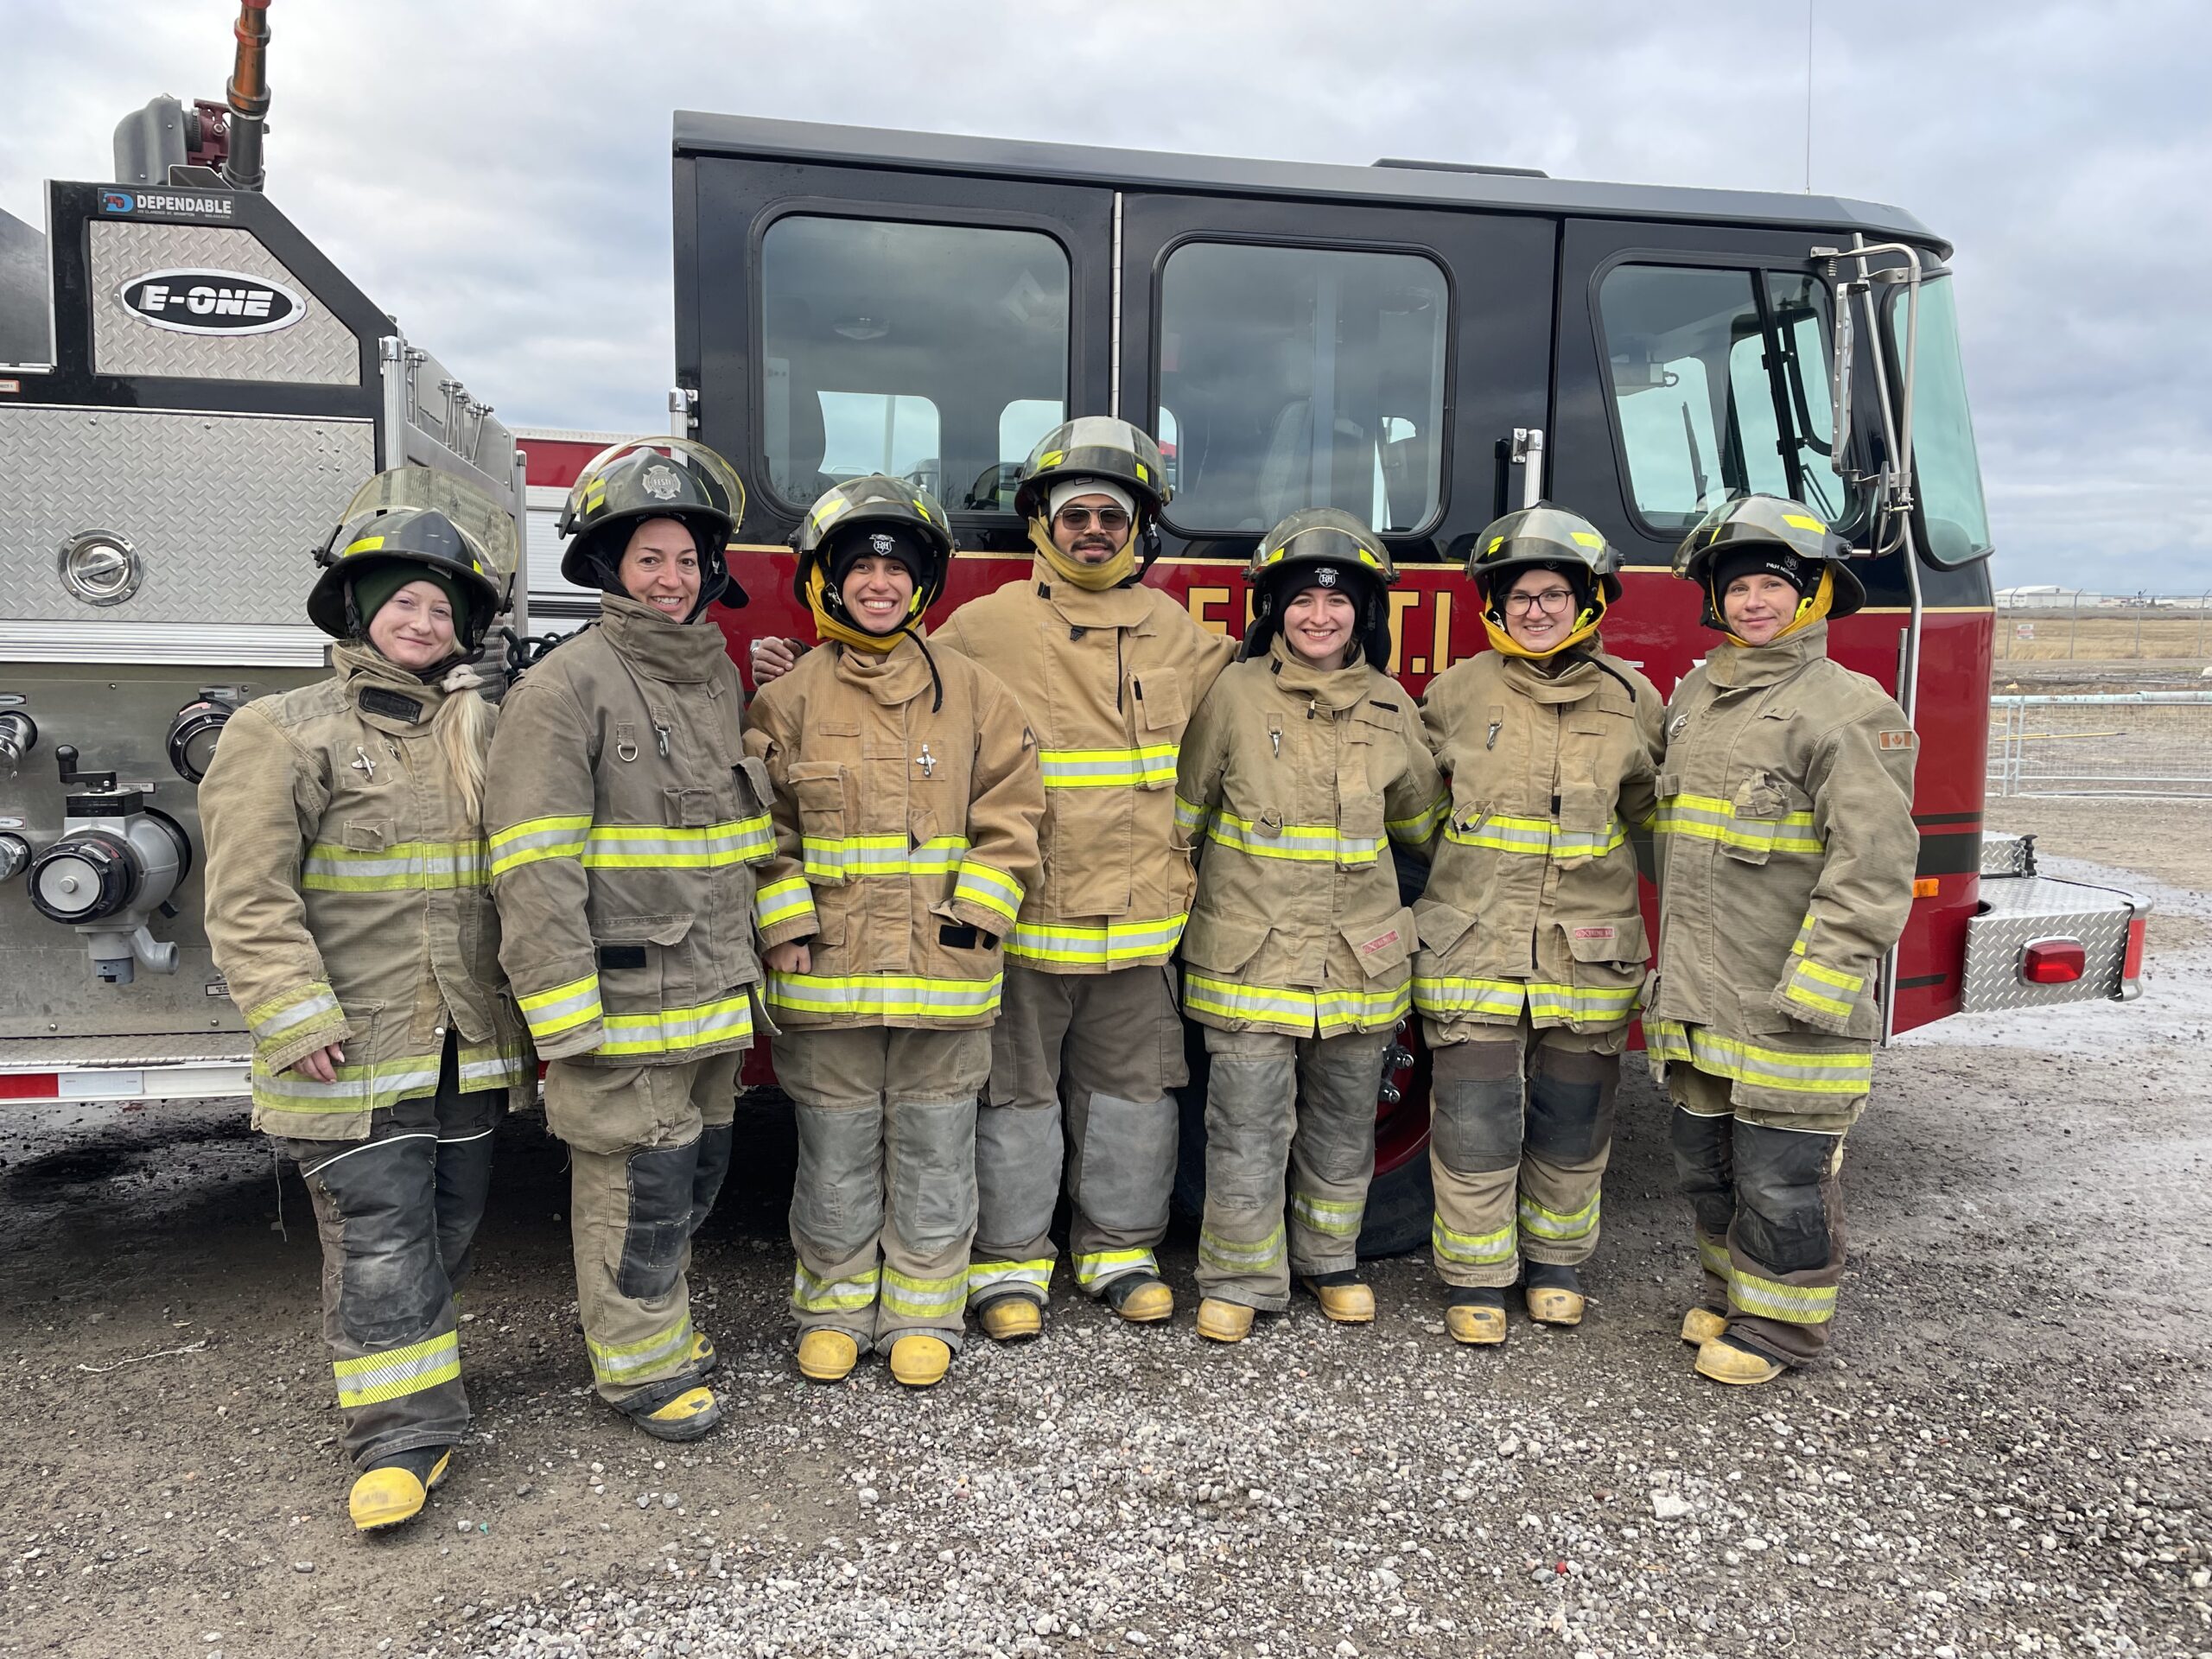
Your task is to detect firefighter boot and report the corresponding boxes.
[347,1445,452,1533]
[1300,1270,1376,1324]
[1695,1336,1787,1388]
[1103,1272,1175,1325]
[974,1295,1043,1343]
[690,1332,719,1377]
[1446,1287,1508,1346]
[1196,1298,1255,1343]
[798,1330,860,1383]
[888,1334,952,1389]
[1523,1261,1586,1328]
[629,1385,724,1442]
[1681,1308,1728,1345]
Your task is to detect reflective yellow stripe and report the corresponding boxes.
[753,875,817,932]
[1651,795,1822,855]
[302,839,488,891]
[333,1329,461,1408]
[950,860,1024,926]
[802,834,967,882]
[1432,1214,1516,1266]
[1288,1191,1364,1238]
[791,1263,879,1314]
[1643,1020,1871,1096]
[582,817,775,868]
[1389,791,1449,844]
[1789,912,1817,957]
[587,1313,694,1383]
[880,1268,965,1319]
[1517,1190,1599,1243]
[1073,1248,1156,1288]
[1414,976,1636,1025]
[246,982,341,1043]
[252,1043,529,1117]
[518,974,602,1041]
[1728,1268,1837,1325]
[1781,965,1856,1019]
[1791,957,1864,993]
[1184,969,1409,1036]
[489,813,591,874]
[1038,745,1178,788]
[1173,794,1211,836]
[1206,810,1379,867]
[1442,813,1628,859]
[1006,913,1186,967]
[765,971,1001,1021]
[1198,1224,1285,1273]
[598,994,754,1058]
[1696,1232,1732,1281]
[967,1259,1052,1296]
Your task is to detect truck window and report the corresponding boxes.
[760,215,1070,512]
[1889,275,1993,566]
[1156,241,1447,537]
[1599,264,1843,542]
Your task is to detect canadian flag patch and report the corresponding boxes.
[1878,729,1917,751]
[1358,927,1402,956]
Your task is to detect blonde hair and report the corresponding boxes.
[434,664,495,829]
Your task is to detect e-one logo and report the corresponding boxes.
[117,268,305,335]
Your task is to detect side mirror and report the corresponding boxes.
[1815,241,1923,556]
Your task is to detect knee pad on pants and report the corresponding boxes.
[1204,1051,1296,1211]
[1526,1046,1616,1164]
[620,1138,700,1301]
[792,1103,885,1260]
[1734,1122,1840,1274]
[306,1140,442,1346]
[975,1103,1062,1243]
[1669,1106,1737,1237]
[1076,1092,1176,1232]
[890,1095,979,1254]
[691,1121,734,1234]
[1428,1065,1524,1176]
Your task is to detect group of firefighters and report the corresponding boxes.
[194,415,1917,1533]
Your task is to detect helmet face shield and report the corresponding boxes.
[1014,416,1171,522]
[1243,508,1397,666]
[791,474,957,623]
[1674,493,1866,625]
[309,473,515,650]
[558,437,748,613]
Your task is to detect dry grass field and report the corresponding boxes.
[1994,609,2212,663]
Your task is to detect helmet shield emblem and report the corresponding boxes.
[641,466,683,502]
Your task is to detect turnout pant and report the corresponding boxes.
[1424,1014,1622,1290]
[1668,1061,1852,1366]
[544,1051,739,1412]
[777,1025,988,1353]
[972,963,1188,1305]
[1196,1025,1389,1311]
[276,1033,505,1472]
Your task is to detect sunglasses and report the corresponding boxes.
[1055,505,1131,532]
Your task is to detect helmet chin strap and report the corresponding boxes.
[1481,584,1607,661]
[1029,517,1139,591]
[1713,566,1834,646]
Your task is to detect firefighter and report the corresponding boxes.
[745,476,1043,1388]
[1174,511,1443,1342]
[198,498,530,1532]
[1649,493,1917,1387]
[484,439,772,1440]
[1412,506,1663,1345]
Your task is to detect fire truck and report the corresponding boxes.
[656,112,2146,1249]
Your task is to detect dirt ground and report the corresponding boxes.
[3,805,2209,1657]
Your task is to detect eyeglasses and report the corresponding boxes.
[1055,505,1131,533]
[1503,588,1576,615]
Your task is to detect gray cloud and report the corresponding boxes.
[4,0,2202,587]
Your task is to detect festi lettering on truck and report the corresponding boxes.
[658,112,2147,1251]
[0,3,526,1108]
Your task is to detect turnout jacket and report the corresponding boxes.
[1173,639,1444,1037]
[484,596,775,1065]
[1413,646,1664,1035]
[199,643,531,1140]
[1645,622,1918,1105]
[933,557,1236,973]
[743,632,1045,1028]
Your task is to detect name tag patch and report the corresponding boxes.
[1358,927,1402,957]
[1571,925,1617,942]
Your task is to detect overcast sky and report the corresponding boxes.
[6,1,2204,591]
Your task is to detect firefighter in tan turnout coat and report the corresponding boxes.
[485,440,769,1441]
[745,476,1043,1389]
[1174,511,1443,1342]
[1649,494,1917,1388]
[1413,506,1663,1345]
[199,492,529,1532]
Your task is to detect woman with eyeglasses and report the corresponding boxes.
[1410,506,1662,1347]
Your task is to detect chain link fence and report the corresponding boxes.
[1987,692,2212,797]
[1995,596,2212,661]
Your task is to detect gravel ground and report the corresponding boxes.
[4,812,2209,1658]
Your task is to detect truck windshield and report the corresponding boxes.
[759,215,1071,512]
[1599,264,1843,544]
[1156,241,1447,537]
[1890,274,1993,567]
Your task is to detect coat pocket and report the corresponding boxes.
[1179,909,1270,976]
[340,817,390,851]
[788,762,853,884]
[1337,791,1386,868]
[1559,913,1649,972]
[594,912,696,1007]
[1341,907,1415,979]
[1721,772,1792,866]
[1411,896,1477,957]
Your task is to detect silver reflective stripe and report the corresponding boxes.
[254,989,340,1039]
[1198,1226,1286,1271]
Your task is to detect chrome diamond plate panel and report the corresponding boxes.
[0,404,373,629]
[1959,875,2141,1012]
[89,219,359,383]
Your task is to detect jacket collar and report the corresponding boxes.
[832,630,935,706]
[1029,555,1155,631]
[599,594,728,684]
[1267,636,1373,712]
[334,640,445,731]
[1499,650,1605,707]
[1707,621,1828,690]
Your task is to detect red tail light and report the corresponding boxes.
[2021,939,2087,985]
[2122,917,2146,982]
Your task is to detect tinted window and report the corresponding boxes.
[1157,242,1447,535]
[760,216,1069,512]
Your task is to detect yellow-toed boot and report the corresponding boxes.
[1300,1272,1376,1324]
[1522,1263,1585,1327]
[888,1334,951,1388]
[1195,1298,1255,1343]
[797,1330,860,1382]
[1680,1307,1727,1345]
[1694,1337,1786,1387]
[975,1296,1043,1343]
[347,1446,451,1533]
[1446,1288,1507,1346]
[631,1386,723,1442]
[1102,1273,1174,1325]
[690,1332,718,1376]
